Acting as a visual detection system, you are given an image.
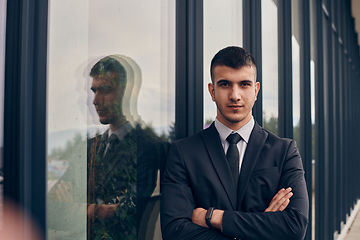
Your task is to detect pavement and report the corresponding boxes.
[340,200,360,240]
[343,208,360,240]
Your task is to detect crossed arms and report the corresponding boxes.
[191,187,293,229]
[160,139,309,240]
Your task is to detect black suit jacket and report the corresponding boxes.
[161,122,309,240]
[87,124,168,239]
[48,124,168,240]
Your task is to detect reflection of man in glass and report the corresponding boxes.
[90,57,127,131]
[87,56,167,239]
[48,56,167,240]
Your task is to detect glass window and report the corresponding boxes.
[47,1,175,239]
[203,0,242,127]
[261,0,278,135]
[0,0,7,229]
[292,0,301,151]
[310,1,316,239]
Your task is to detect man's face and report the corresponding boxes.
[208,65,260,130]
[91,76,123,125]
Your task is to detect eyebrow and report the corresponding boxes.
[239,80,254,83]
[216,79,229,84]
[216,79,254,84]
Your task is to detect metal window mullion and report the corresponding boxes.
[4,0,48,239]
[277,0,293,139]
[325,2,336,238]
[175,0,203,140]
[298,0,312,239]
[313,0,326,239]
[242,0,262,124]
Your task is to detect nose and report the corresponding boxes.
[93,92,101,106]
[229,85,241,101]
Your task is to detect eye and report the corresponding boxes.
[218,81,230,87]
[240,82,251,87]
[97,85,114,93]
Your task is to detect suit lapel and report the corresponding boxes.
[237,122,268,209]
[200,123,237,209]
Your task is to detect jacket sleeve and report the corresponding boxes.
[160,142,232,240]
[221,140,309,240]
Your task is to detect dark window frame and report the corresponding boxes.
[3,0,48,239]
[3,1,360,240]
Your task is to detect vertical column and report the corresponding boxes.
[242,0,262,124]
[313,0,326,239]
[277,0,293,138]
[298,0,312,239]
[176,0,203,139]
[3,0,48,239]
[322,2,333,238]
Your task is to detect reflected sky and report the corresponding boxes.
[262,0,279,122]
[47,0,175,141]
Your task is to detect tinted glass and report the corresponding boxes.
[47,1,175,239]
[261,0,278,135]
[292,0,301,150]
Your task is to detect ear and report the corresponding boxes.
[208,83,215,101]
[255,82,260,100]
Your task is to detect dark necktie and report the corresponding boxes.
[105,134,119,157]
[226,133,242,187]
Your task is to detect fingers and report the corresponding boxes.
[87,204,96,218]
[278,198,290,211]
[265,187,293,212]
[56,181,74,202]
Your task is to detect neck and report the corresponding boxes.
[217,112,252,131]
[109,116,127,131]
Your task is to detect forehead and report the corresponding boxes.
[91,76,117,87]
[213,65,256,82]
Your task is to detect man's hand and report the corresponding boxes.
[55,180,74,202]
[192,208,224,230]
[265,187,293,212]
[87,203,119,219]
[192,187,292,230]
[192,208,208,228]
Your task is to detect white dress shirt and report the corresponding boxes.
[103,122,133,156]
[214,116,255,173]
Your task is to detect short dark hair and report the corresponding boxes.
[210,46,256,81]
[90,56,127,87]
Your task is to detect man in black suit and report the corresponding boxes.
[49,56,167,240]
[86,56,168,239]
[161,46,309,240]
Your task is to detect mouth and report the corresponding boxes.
[228,105,243,110]
[96,108,108,115]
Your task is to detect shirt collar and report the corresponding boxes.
[214,116,255,144]
[108,122,133,141]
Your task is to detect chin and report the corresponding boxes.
[99,118,111,125]
[227,115,247,123]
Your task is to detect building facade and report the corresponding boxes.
[1,0,360,239]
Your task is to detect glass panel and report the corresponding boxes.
[47,1,175,239]
[0,0,7,229]
[261,0,278,135]
[310,1,316,239]
[203,0,242,127]
[292,0,301,151]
